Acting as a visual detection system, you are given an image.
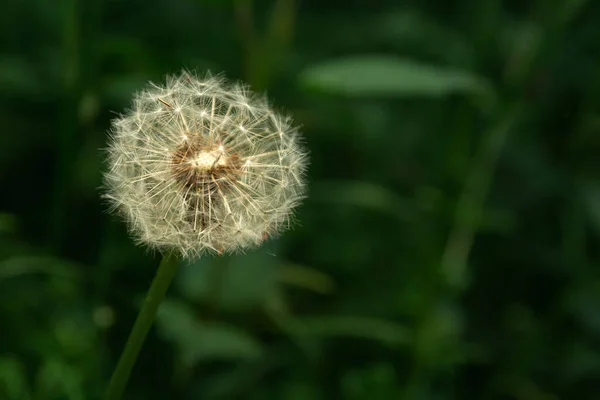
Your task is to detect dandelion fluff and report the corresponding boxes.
[103,71,308,259]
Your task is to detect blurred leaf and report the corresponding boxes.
[73,135,104,196]
[299,56,495,104]
[191,0,232,5]
[310,180,414,222]
[52,315,98,357]
[502,21,542,85]
[563,341,600,381]
[562,0,590,24]
[287,316,410,347]
[35,358,84,400]
[178,246,279,311]
[373,10,474,66]
[581,181,600,234]
[156,300,262,365]
[102,73,152,106]
[341,363,398,400]
[478,208,517,233]
[0,57,39,97]
[200,352,289,399]
[0,213,18,235]
[0,357,30,400]
[279,263,335,294]
[77,91,101,125]
[414,303,465,366]
[564,280,600,333]
[0,255,81,283]
[279,380,324,400]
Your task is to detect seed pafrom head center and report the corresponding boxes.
[171,139,243,193]
[191,149,226,170]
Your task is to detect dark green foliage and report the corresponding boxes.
[1,0,599,398]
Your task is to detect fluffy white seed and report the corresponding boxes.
[103,71,308,259]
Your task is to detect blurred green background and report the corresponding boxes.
[1,0,600,399]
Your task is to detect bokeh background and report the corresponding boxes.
[2,0,600,399]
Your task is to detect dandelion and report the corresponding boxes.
[102,71,308,400]
[104,71,308,259]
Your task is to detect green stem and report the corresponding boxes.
[104,253,180,400]
[439,105,521,291]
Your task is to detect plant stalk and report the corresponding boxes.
[104,253,179,400]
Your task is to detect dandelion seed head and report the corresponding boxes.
[103,71,308,259]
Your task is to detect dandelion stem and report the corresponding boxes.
[104,253,180,400]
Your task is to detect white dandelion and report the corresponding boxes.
[103,71,308,259]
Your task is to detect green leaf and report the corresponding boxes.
[0,57,40,97]
[0,213,18,235]
[0,256,81,283]
[178,246,279,311]
[310,180,414,222]
[102,73,152,106]
[35,359,84,400]
[286,316,410,347]
[341,363,398,400]
[279,263,335,294]
[373,11,473,66]
[581,181,600,235]
[0,357,30,400]
[156,300,262,365]
[299,56,495,104]
[565,281,600,334]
